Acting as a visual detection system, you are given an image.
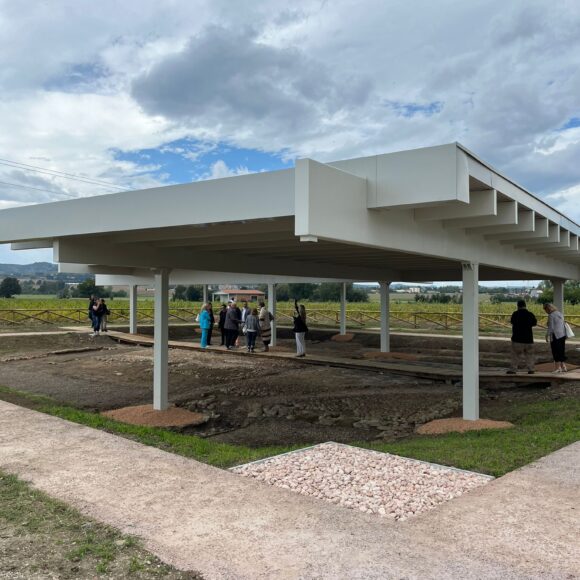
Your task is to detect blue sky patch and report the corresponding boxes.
[561,117,580,130]
[44,62,109,92]
[112,139,293,184]
[386,100,444,118]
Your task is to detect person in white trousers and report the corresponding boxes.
[292,298,308,357]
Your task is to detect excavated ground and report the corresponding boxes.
[0,328,578,446]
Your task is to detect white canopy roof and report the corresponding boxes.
[2,143,579,283]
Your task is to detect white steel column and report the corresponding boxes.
[153,270,169,411]
[202,284,208,304]
[462,262,479,421]
[129,285,138,335]
[340,283,347,334]
[552,279,564,314]
[268,283,277,347]
[380,281,391,352]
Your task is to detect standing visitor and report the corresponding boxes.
[218,304,227,346]
[100,298,110,333]
[244,308,261,352]
[199,303,212,349]
[88,294,96,326]
[206,302,215,346]
[234,301,244,347]
[543,303,567,373]
[292,298,308,357]
[90,298,104,337]
[258,300,273,352]
[224,301,241,350]
[240,300,251,324]
[507,299,537,374]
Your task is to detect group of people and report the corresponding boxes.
[197,298,308,356]
[509,300,571,374]
[88,295,110,337]
[197,299,274,353]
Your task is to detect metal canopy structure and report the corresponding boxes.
[2,142,579,420]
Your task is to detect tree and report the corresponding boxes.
[0,277,22,298]
[185,285,202,302]
[287,283,318,301]
[173,285,187,301]
[72,278,97,298]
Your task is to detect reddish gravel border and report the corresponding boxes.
[102,404,207,427]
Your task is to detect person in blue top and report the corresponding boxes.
[199,303,212,349]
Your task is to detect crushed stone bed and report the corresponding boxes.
[232,442,493,521]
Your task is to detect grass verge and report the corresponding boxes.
[0,385,578,477]
[0,469,201,578]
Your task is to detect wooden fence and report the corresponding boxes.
[1,307,579,333]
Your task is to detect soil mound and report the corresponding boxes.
[416,418,514,435]
[331,333,355,342]
[102,404,208,427]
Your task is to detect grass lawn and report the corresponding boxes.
[1,385,578,477]
[0,470,201,578]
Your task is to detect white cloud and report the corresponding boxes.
[1,0,580,268]
[200,160,251,180]
[546,184,580,224]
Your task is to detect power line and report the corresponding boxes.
[0,157,129,192]
[0,180,79,199]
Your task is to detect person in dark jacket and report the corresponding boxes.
[224,301,241,350]
[90,298,105,337]
[292,298,308,357]
[88,295,96,325]
[507,299,537,374]
[218,304,227,346]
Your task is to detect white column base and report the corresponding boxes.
[462,262,479,421]
[380,281,391,353]
[340,282,347,335]
[552,279,564,314]
[269,283,277,347]
[153,270,169,411]
[129,285,138,335]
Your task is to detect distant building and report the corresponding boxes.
[530,289,543,299]
[212,289,265,303]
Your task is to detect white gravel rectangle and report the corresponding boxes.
[232,442,493,521]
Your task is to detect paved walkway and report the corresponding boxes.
[0,400,578,579]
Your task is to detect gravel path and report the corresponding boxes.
[232,443,492,521]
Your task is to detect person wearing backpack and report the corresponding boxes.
[100,298,111,333]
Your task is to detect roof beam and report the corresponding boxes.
[11,239,53,250]
[512,224,562,248]
[485,216,549,241]
[443,200,517,229]
[414,189,496,221]
[468,209,534,236]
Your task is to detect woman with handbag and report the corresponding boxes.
[543,303,567,372]
[292,299,308,358]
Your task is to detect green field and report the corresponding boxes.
[2,297,580,332]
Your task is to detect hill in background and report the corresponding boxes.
[0,262,58,277]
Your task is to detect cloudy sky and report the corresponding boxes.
[1,0,579,268]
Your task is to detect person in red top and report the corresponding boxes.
[507,299,537,374]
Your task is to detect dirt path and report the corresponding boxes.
[1,400,578,579]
